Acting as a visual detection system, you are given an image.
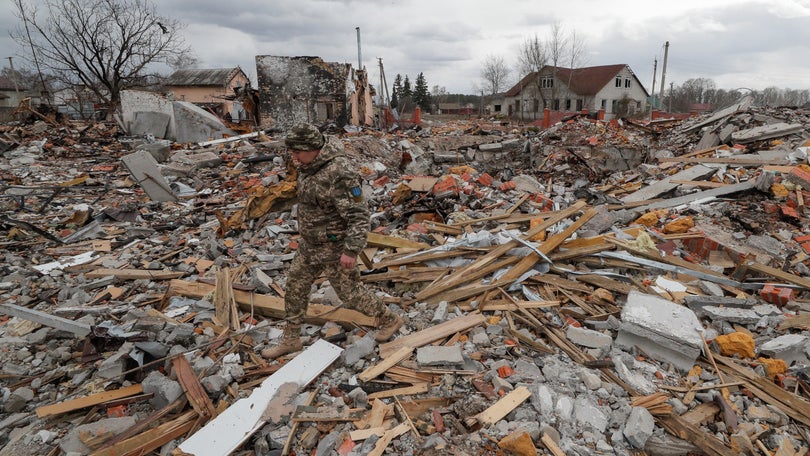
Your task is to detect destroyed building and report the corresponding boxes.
[0,94,810,456]
[164,67,254,124]
[256,55,375,131]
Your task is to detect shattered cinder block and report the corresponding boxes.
[615,290,703,371]
[565,326,612,350]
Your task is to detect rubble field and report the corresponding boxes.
[1,95,810,456]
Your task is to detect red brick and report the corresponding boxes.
[794,234,810,243]
[801,241,810,255]
[787,166,810,188]
[477,172,493,186]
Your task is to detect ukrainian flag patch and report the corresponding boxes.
[349,186,363,202]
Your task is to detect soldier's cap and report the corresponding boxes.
[285,123,325,151]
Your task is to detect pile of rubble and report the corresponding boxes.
[1,95,810,456]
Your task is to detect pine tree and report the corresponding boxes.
[413,72,431,112]
[402,75,412,98]
[391,74,402,109]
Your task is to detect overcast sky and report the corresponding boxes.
[3,0,810,95]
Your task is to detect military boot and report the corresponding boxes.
[375,311,404,342]
[261,323,303,359]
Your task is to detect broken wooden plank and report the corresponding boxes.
[541,432,566,456]
[367,383,430,400]
[367,422,410,456]
[350,426,388,441]
[367,232,430,250]
[172,356,217,420]
[741,260,810,290]
[168,279,376,327]
[379,313,485,358]
[85,268,185,280]
[657,414,738,456]
[90,410,196,456]
[466,385,531,427]
[415,201,587,301]
[358,346,414,382]
[177,339,342,456]
[36,384,143,418]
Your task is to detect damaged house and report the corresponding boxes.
[255,55,374,131]
[504,64,650,121]
[164,67,254,124]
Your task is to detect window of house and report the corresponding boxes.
[611,99,617,113]
[494,104,501,112]
[601,99,606,109]
[553,99,560,110]
[541,77,554,88]
[533,99,539,112]
[615,76,622,88]
[565,99,571,110]
[576,99,583,111]
[624,78,631,88]
[515,100,521,112]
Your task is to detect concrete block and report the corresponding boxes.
[4,387,34,413]
[566,326,612,349]
[142,371,183,409]
[432,301,449,322]
[700,306,760,324]
[478,142,503,152]
[580,371,602,390]
[574,397,608,432]
[172,101,235,144]
[172,151,223,169]
[136,143,171,163]
[129,112,170,138]
[624,406,655,448]
[759,334,810,366]
[682,295,758,313]
[341,333,376,366]
[416,345,464,366]
[616,291,703,371]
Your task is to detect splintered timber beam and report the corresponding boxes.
[378,313,485,359]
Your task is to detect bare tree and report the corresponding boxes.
[480,54,511,95]
[517,34,547,116]
[11,0,195,110]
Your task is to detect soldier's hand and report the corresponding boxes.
[339,253,356,269]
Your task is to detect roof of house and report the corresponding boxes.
[505,64,646,97]
[0,75,21,91]
[164,68,246,87]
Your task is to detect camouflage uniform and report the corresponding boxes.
[284,135,387,323]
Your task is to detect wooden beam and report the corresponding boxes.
[85,268,185,280]
[358,346,414,382]
[367,232,430,250]
[367,383,430,400]
[168,279,376,327]
[379,313,485,358]
[466,386,531,427]
[367,422,410,456]
[172,356,217,420]
[90,411,197,456]
[36,384,143,418]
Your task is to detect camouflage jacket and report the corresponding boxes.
[296,136,370,257]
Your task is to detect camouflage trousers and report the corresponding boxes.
[284,240,386,324]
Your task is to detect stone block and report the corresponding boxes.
[759,334,810,366]
[566,326,612,349]
[341,333,376,366]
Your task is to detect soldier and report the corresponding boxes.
[263,123,404,359]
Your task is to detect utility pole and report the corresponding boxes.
[355,27,362,70]
[659,41,669,112]
[649,57,657,121]
[6,57,20,92]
